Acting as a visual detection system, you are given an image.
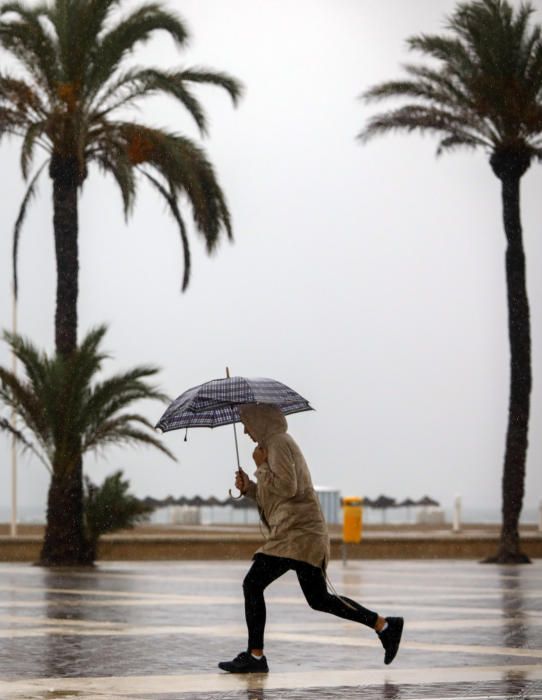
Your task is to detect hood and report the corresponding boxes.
[239,403,288,446]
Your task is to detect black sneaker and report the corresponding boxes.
[378,616,404,665]
[218,651,269,674]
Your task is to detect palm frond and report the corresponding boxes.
[88,119,233,271]
[136,69,206,134]
[82,365,169,430]
[89,67,148,115]
[361,0,542,153]
[86,3,189,98]
[0,105,29,138]
[178,67,243,106]
[57,0,120,82]
[111,122,232,247]
[12,160,49,299]
[83,416,175,459]
[436,133,481,155]
[141,169,191,290]
[2,330,51,397]
[0,363,51,454]
[0,73,46,118]
[20,120,48,177]
[374,66,500,143]
[65,325,109,393]
[360,104,491,148]
[84,470,152,540]
[0,2,59,94]
[85,0,121,38]
[92,66,241,134]
[140,128,232,249]
[402,64,474,108]
[0,415,51,471]
[0,326,173,475]
[93,147,136,218]
[408,34,474,69]
[1,0,240,303]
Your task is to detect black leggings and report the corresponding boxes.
[243,553,379,650]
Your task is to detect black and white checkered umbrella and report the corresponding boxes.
[156,375,313,432]
[155,375,313,496]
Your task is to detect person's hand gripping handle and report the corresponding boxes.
[235,467,250,495]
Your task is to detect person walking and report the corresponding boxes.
[218,403,404,674]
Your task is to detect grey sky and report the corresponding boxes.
[0,0,541,518]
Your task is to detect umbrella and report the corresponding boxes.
[371,495,397,509]
[417,495,440,507]
[187,495,206,507]
[156,374,312,433]
[398,497,417,522]
[371,495,397,524]
[205,496,223,507]
[155,370,313,496]
[398,498,417,507]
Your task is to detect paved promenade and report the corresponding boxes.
[0,559,541,699]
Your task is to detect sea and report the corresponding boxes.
[2,504,540,527]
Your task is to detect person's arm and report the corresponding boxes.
[256,439,297,498]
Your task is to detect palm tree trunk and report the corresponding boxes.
[39,464,87,565]
[51,155,79,356]
[485,151,532,564]
[39,155,88,565]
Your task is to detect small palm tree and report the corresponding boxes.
[359,0,542,563]
[0,325,174,565]
[84,470,154,563]
[0,0,242,356]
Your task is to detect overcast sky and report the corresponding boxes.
[1,0,541,520]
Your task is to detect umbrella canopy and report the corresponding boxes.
[186,495,206,507]
[398,498,417,507]
[398,497,417,523]
[156,373,313,497]
[156,376,313,432]
[417,495,440,507]
[371,495,397,509]
[205,496,223,506]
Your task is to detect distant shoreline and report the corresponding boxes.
[1,505,540,527]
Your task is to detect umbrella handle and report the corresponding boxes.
[228,487,243,501]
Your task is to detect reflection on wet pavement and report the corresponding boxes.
[0,560,541,698]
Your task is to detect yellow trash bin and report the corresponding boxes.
[342,497,363,543]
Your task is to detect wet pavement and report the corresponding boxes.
[0,559,541,699]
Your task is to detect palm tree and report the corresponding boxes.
[359,0,542,563]
[0,0,240,564]
[84,470,154,563]
[0,325,174,565]
[0,0,242,356]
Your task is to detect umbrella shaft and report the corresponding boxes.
[232,419,241,469]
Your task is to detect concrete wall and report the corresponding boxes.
[1,534,541,562]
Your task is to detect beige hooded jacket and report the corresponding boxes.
[239,404,329,570]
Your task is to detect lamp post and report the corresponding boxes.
[10,289,17,537]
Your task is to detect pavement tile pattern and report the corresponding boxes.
[0,560,541,699]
